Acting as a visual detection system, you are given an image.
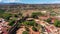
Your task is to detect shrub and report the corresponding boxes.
[54,20,60,27]
[23,20,36,26]
[22,31,29,34]
[8,20,15,26]
[0,9,5,14]
[25,27,30,31]
[2,13,12,20]
[45,18,51,23]
[32,26,38,31]
[31,12,44,18]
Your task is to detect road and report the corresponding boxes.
[8,16,29,34]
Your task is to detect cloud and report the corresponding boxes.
[3,0,20,3]
[8,0,16,2]
[1,0,60,4]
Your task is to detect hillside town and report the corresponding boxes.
[0,4,60,34]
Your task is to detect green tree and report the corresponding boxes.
[14,14,18,18]
[23,20,36,26]
[23,21,29,26]
[50,11,57,16]
[8,17,17,26]
[0,9,5,17]
[54,20,60,27]
[8,20,15,26]
[31,12,44,18]
[0,9,5,14]
[2,13,12,20]
[28,21,36,26]
[22,31,29,34]
[46,18,51,23]
[32,26,38,32]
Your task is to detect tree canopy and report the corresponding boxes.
[54,20,60,27]
[46,18,51,23]
[2,13,12,20]
[32,26,38,31]
[22,31,29,34]
[0,9,5,14]
[23,20,36,26]
[31,12,44,18]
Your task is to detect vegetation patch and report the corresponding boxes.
[32,26,38,32]
[54,20,60,27]
[22,31,29,34]
[31,12,44,18]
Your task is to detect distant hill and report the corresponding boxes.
[0,3,60,11]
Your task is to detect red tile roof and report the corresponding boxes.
[45,27,51,33]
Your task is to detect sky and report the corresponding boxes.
[0,0,60,4]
